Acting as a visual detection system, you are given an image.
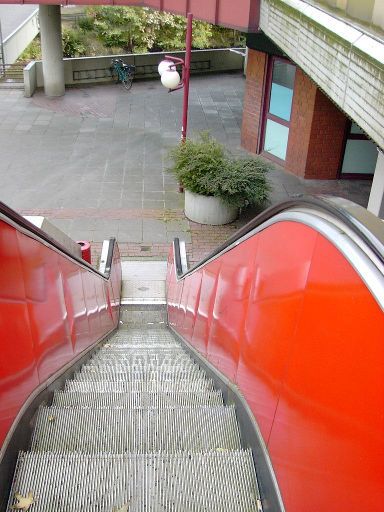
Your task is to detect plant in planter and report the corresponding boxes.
[168,132,271,225]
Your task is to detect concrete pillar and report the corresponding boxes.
[39,5,64,97]
[367,149,384,219]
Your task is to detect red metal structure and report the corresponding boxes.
[0,204,121,448]
[0,0,260,31]
[167,197,384,512]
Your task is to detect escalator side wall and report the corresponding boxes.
[166,220,384,512]
[0,219,122,448]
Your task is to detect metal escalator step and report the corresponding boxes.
[31,406,241,453]
[80,362,198,374]
[98,344,182,350]
[109,330,177,342]
[8,451,260,511]
[65,379,215,393]
[74,366,206,382]
[90,351,192,364]
[53,390,224,408]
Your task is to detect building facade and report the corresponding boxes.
[241,0,384,182]
[241,34,379,180]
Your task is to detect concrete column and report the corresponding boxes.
[39,5,64,97]
[367,149,384,219]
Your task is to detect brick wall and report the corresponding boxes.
[285,69,317,178]
[241,49,266,153]
[306,89,348,179]
[286,69,347,179]
[242,49,348,179]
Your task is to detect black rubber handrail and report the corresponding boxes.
[174,195,384,279]
[0,201,115,280]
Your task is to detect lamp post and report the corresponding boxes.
[158,12,193,142]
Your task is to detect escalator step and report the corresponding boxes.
[31,406,241,453]
[8,451,260,511]
[53,390,224,408]
[65,379,216,393]
[92,349,189,361]
[74,366,206,382]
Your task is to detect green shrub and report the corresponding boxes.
[168,133,271,209]
[168,132,226,196]
[62,29,87,58]
[18,37,41,61]
[77,16,94,31]
[201,157,271,208]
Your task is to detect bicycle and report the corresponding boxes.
[110,58,135,90]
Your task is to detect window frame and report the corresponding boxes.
[259,55,296,164]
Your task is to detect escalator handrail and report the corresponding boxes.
[174,195,384,279]
[0,201,115,280]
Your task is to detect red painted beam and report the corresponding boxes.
[0,0,260,31]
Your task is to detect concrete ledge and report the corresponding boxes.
[23,60,36,97]
[260,0,384,149]
[24,216,82,259]
[23,48,244,95]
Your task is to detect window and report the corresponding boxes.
[341,122,378,177]
[262,58,296,161]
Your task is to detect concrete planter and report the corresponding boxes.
[184,189,238,225]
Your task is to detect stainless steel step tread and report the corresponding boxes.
[53,390,224,407]
[65,379,216,392]
[8,451,260,512]
[85,357,196,367]
[31,406,241,453]
[73,368,207,382]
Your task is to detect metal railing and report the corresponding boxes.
[0,63,25,83]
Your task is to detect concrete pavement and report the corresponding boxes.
[0,73,373,264]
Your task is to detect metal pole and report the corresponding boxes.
[0,20,5,77]
[181,12,193,141]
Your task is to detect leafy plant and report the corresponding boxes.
[62,29,87,57]
[201,157,271,208]
[18,37,41,60]
[77,16,94,31]
[168,132,226,195]
[168,132,271,209]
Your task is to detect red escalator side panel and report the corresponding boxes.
[267,234,384,512]
[0,219,121,447]
[167,220,384,512]
[17,232,74,383]
[238,224,317,442]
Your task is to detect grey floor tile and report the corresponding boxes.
[143,219,167,242]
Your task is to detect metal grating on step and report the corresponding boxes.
[31,406,241,453]
[91,350,190,362]
[65,379,216,393]
[8,451,260,511]
[75,367,207,382]
[53,390,224,408]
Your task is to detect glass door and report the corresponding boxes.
[262,58,296,162]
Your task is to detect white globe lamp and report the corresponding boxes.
[158,59,174,76]
[161,69,181,90]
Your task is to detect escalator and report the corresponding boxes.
[0,196,383,512]
[8,324,261,510]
